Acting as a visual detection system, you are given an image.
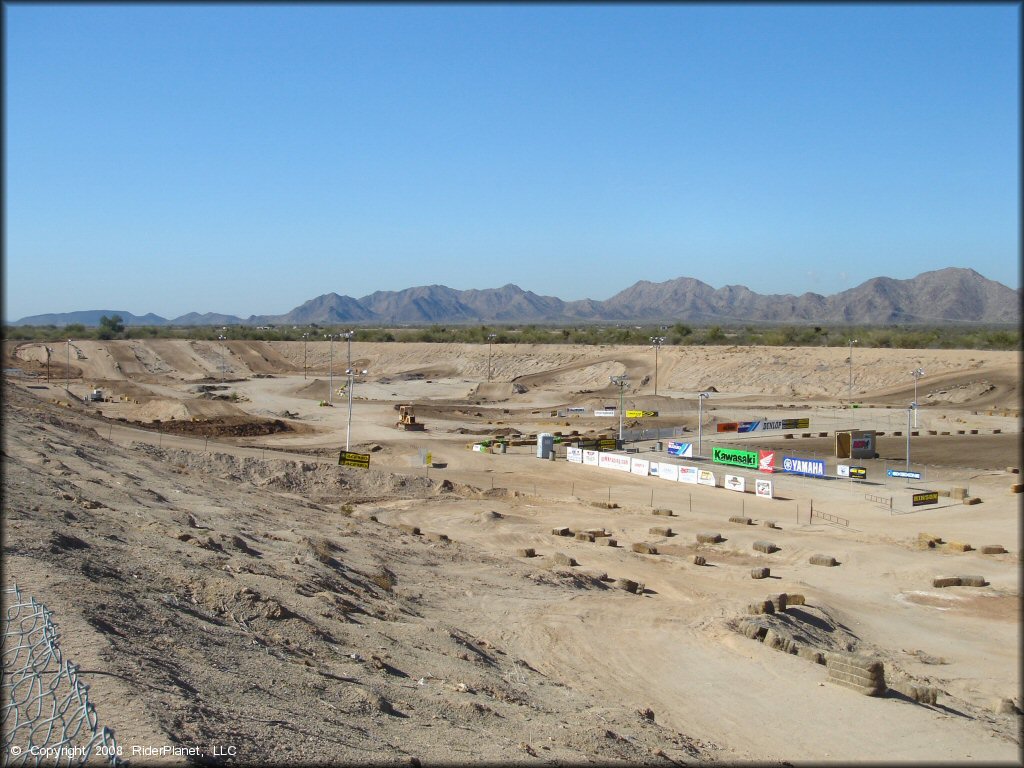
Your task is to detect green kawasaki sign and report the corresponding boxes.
[712,446,759,469]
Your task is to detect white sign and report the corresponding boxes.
[594,409,617,417]
[567,446,583,463]
[836,464,850,477]
[473,444,486,452]
[599,452,631,472]
[630,457,650,476]
[755,479,773,498]
[567,407,586,414]
[697,469,717,487]
[677,466,699,484]
[649,463,659,477]
[658,463,680,482]
[666,441,693,458]
[583,450,600,466]
[725,474,745,493]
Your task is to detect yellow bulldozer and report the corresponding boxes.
[396,404,425,431]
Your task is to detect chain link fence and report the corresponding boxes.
[2,583,120,767]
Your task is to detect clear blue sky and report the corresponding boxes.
[4,3,1019,321]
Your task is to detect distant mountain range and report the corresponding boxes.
[11,268,1020,327]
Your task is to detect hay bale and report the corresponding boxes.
[809,554,838,567]
[753,540,778,554]
[615,578,640,594]
[551,527,572,537]
[762,520,778,529]
[826,653,886,696]
[797,646,825,664]
[950,487,968,499]
[767,593,788,612]
[1010,484,1023,494]
[652,508,674,516]
[692,555,706,566]
[958,575,987,587]
[648,526,672,537]
[751,567,770,579]
[575,531,595,542]
[945,541,972,552]
[631,542,658,555]
[739,620,767,640]
[932,576,961,588]
[596,537,617,547]
[729,516,752,525]
[516,547,536,558]
[1007,467,1021,475]
[786,593,805,606]
[425,532,450,542]
[746,600,773,615]
[551,552,577,567]
[964,497,982,505]
[398,524,421,535]
[763,629,796,654]
[586,528,610,537]
[980,544,1006,555]
[696,532,722,544]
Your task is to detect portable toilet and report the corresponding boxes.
[537,433,554,459]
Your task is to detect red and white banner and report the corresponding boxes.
[599,453,631,472]
[677,466,699,484]
[755,479,773,498]
[759,450,776,473]
[630,457,650,476]
[583,450,599,466]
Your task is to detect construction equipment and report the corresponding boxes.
[396,404,426,431]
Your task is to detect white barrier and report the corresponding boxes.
[567,446,583,464]
[678,466,698,484]
[630,457,650,476]
[599,453,631,472]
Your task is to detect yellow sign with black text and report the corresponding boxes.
[339,450,370,469]
[625,410,658,418]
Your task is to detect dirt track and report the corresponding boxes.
[3,340,1021,764]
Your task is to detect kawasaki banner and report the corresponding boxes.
[712,446,759,469]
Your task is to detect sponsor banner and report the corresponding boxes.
[658,463,680,482]
[738,421,760,433]
[649,462,660,477]
[781,456,826,477]
[716,422,739,433]
[599,452,632,472]
[630,457,650,476]
[472,444,486,452]
[760,418,811,431]
[583,450,599,466]
[567,407,586,414]
[597,438,618,451]
[887,469,921,479]
[625,409,658,418]
[677,466,699,484]
[667,441,693,458]
[837,464,850,477]
[912,491,939,507]
[566,446,583,464]
[697,469,716,487]
[758,450,776,473]
[594,409,617,417]
[339,450,370,469]
[724,474,745,492]
[850,466,867,479]
[755,479,773,498]
[713,446,759,469]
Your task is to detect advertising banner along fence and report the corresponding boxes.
[781,456,826,477]
[724,474,745,492]
[713,446,759,469]
[678,466,698,484]
[755,479,773,498]
[667,441,693,458]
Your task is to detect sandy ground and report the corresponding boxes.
[2,340,1021,765]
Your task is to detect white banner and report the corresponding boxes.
[630,457,650,476]
[836,464,850,477]
[677,466,699,484]
[666,440,694,458]
[599,452,631,472]
[697,469,717,487]
[755,479,773,498]
[658,463,680,482]
[724,474,745,493]
[594,409,617,417]
[567,446,583,464]
[583,450,599,466]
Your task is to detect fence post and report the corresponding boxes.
[650,489,654,507]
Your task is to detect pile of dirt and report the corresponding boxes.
[124,416,293,438]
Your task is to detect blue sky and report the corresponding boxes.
[4,3,1019,321]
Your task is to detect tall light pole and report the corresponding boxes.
[650,336,665,396]
[911,368,924,428]
[45,346,51,383]
[66,340,71,391]
[906,402,916,471]
[217,335,227,380]
[848,339,858,403]
[610,374,629,446]
[698,392,710,457]
[324,333,339,404]
[302,333,309,380]
[486,333,497,382]
[345,367,368,451]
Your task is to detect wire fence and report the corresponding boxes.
[2,583,120,767]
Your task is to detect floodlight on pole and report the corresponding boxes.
[906,402,917,472]
[650,336,665,396]
[66,340,71,391]
[345,367,368,451]
[486,334,497,382]
[610,374,629,445]
[911,368,925,428]
[302,333,309,379]
[324,334,340,404]
[217,335,227,380]
[848,339,858,403]
[698,392,710,457]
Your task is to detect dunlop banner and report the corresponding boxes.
[912,491,939,507]
[712,446,759,469]
[339,450,370,469]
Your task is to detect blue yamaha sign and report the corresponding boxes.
[781,456,825,476]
